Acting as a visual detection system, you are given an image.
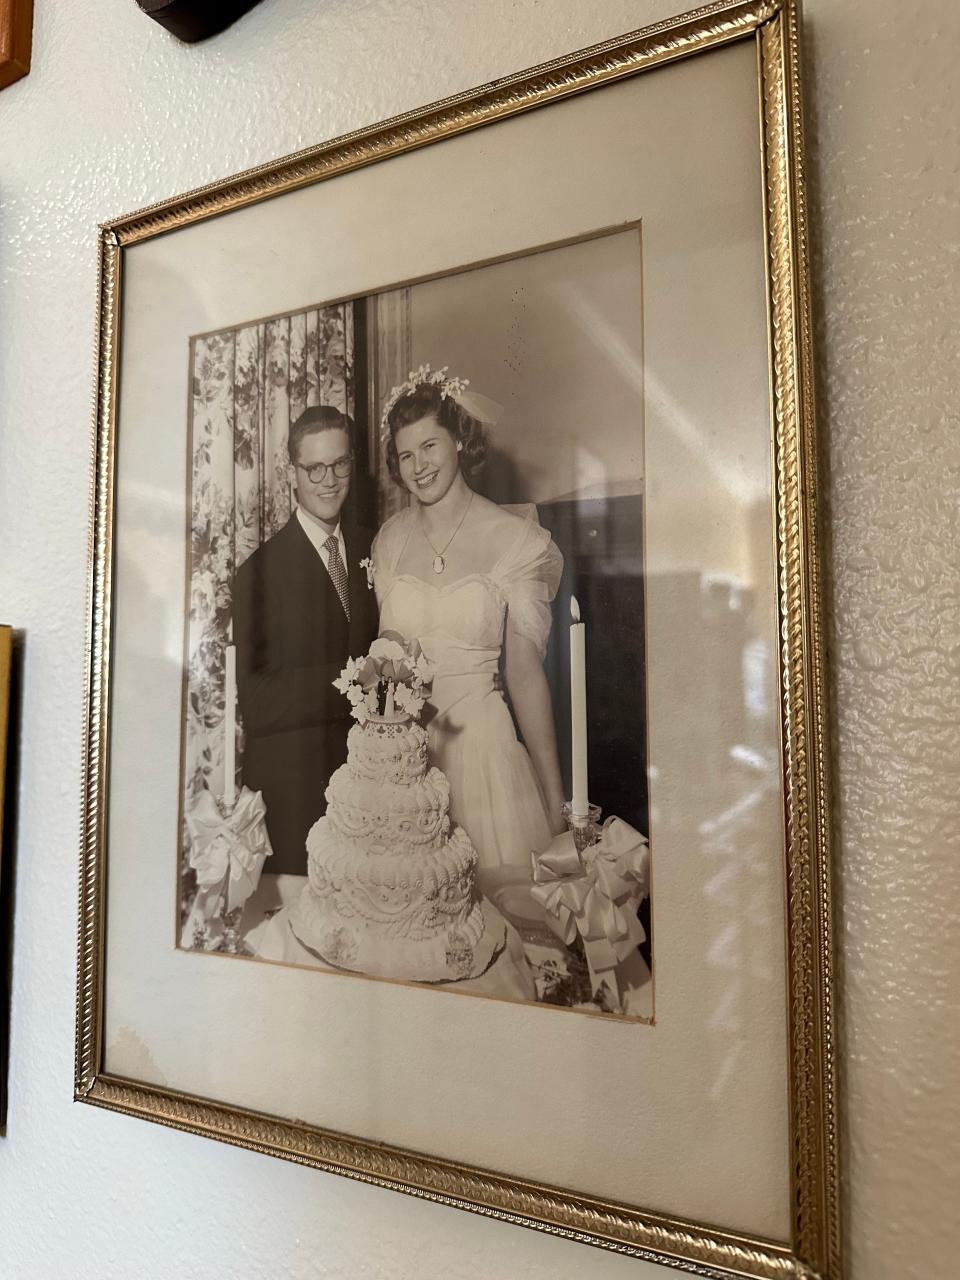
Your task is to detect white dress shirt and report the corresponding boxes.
[296,506,348,582]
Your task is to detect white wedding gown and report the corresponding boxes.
[373,504,563,878]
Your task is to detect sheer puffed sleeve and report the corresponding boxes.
[370,508,412,608]
[497,511,564,659]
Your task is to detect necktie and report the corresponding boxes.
[324,535,350,620]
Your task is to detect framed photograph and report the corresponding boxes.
[1,624,10,1122]
[0,0,32,91]
[0,627,9,827]
[78,2,840,1277]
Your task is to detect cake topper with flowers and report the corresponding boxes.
[333,632,434,723]
[379,363,502,446]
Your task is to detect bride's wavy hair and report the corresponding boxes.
[384,383,486,486]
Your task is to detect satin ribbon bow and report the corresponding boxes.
[186,786,273,918]
[531,817,649,978]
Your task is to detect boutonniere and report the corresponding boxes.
[359,557,375,590]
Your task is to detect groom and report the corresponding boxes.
[232,405,379,875]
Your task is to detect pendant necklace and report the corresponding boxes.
[420,490,474,575]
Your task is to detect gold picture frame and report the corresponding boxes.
[77,3,839,1276]
[0,625,10,853]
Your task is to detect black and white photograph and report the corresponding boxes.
[179,227,654,1020]
[81,16,836,1269]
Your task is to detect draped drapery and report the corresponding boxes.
[373,287,413,520]
[182,304,354,899]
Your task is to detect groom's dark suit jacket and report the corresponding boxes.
[232,514,379,875]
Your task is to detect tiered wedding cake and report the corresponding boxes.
[290,638,503,982]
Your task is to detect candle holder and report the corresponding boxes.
[561,800,602,856]
[186,783,271,956]
[219,904,251,956]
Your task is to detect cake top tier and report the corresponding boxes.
[346,717,429,786]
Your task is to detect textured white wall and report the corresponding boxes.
[0,2,956,1278]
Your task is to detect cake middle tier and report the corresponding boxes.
[325,764,451,852]
[306,818,480,938]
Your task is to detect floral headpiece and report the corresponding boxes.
[379,364,471,447]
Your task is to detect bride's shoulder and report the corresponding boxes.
[372,507,414,564]
[375,507,414,540]
[475,499,559,578]
[467,498,524,556]
[472,495,530,536]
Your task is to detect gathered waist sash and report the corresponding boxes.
[427,670,506,722]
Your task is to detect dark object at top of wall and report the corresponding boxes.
[135,0,266,43]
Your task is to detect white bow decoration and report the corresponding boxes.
[531,817,649,1001]
[187,786,273,921]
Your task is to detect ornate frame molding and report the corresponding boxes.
[77,3,838,1276]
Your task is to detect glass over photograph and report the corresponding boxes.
[85,16,840,1268]
[179,226,654,1020]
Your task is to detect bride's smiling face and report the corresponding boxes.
[394,414,460,505]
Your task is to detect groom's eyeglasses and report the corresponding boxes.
[297,456,353,484]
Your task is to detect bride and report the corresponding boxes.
[372,366,567,878]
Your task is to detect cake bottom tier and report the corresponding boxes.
[289,891,507,984]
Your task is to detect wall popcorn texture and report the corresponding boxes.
[806,4,960,1277]
[0,2,957,1278]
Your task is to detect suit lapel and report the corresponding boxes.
[344,527,375,653]
[285,515,377,661]
[287,514,348,634]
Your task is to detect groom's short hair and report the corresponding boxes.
[288,405,354,464]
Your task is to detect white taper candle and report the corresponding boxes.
[570,596,589,817]
[224,640,237,808]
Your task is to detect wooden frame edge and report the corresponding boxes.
[0,0,33,91]
[0,625,11,851]
[81,1071,806,1277]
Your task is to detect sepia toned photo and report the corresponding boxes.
[80,13,839,1272]
[180,227,653,1019]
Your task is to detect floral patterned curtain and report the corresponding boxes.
[183,304,354,847]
